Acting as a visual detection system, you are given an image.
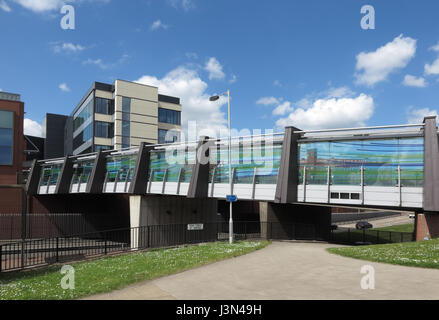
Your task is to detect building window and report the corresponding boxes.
[122,97,131,113]
[158,129,180,144]
[158,108,181,125]
[95,121,114,138]
[73,97,93,131]
[73,123,93,150]
[0,110,13,165]
[121,97,131,149]
[96,98,114,115]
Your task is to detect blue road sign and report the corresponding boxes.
[226,195,238,202]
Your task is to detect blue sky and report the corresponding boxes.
[1,0,439,138]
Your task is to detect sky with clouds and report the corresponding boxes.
[1,0,439,137]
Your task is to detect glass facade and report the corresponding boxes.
[39,164,62,187]
[298,138,424,187]
[95,145,112,152]
[149,149,195,182]
[105,154,137,184]
[73,97,93,132]
[95,121,114,138]
[158,108,181,125]
[121,97,131,149]
[73,123,93,150]
[95,98,114,115]
[209,142,283,184]
[158,129,180,144]
[0,110,13,165]
[71,160,95,185]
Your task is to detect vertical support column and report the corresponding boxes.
[55,156,74,194]
[129,142,154,195]
[25,159,42,196]
[423,116,439,212]
[275,126,301,203]
[188,136,213,198]
[86,150,107,194]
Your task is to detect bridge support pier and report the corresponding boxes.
[415,213,439,241]
[129,195,218,249]
[259,202,331,241]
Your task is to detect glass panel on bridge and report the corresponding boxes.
[210,142,283,185]
[71,160,95,185]
[105,154,137,183]
[39,164,62,187]
[298,137,424,187]
[149,149,195,182]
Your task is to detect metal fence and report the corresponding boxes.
[0,213,125,242]
[330,227,414,245]
[0,221,328,272]
[0,222,415,273]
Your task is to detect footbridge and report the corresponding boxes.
[26,117,439,214]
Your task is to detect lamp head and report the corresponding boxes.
[209,95,220,102]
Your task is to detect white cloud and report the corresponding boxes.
[24,118,43,137]
[273,80,282,87]
[256,97,279,106]
[229,74,237,84]
[272,101,293,116]
[150,19,168,31]
[59,83,70,92]
[53,42,85,53]
[402,75,427,88]
[406,107,438,123]
[355,34,417,86]
[12,0,110,13]
[204,57,225,80]
[275,93,374,130]
[425,57,439,75]
[0,0,11,12]
[83,54,128,70]
[168,0,194,11]
[135,66,228,136]
[430,42,439,52]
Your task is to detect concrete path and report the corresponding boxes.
[85,242,439,300]
[342,213,413,229]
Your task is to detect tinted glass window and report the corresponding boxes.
[0,111,13,165]
[95,121,114,138]
[96,98,114,115]
[122,97,131,113]
[158,108,181,125]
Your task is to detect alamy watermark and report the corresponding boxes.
[60,265,75,290]
[60,5,75,30]
[361,5,375,30]
[360,265,375,290]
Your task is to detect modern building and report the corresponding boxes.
[43,113,69,159]
[0,91,24,185]
[65,80,182,155]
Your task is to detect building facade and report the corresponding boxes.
[66,80,182,155]
[0,91,24,184]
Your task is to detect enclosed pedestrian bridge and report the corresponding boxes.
[26,117,439,212]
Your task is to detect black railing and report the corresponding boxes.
[0,222,415,273]
[0,221,329,272]
[0,213,126,242]
[330,227,413,245]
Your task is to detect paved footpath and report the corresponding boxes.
[85,242,439,300]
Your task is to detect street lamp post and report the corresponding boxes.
[210,90,233,244]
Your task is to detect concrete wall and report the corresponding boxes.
[259,202,331,240]
[129,195,218,248]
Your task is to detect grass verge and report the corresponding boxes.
[0,240,270,300]
[328,238,439,269]
[371,223,414,233]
